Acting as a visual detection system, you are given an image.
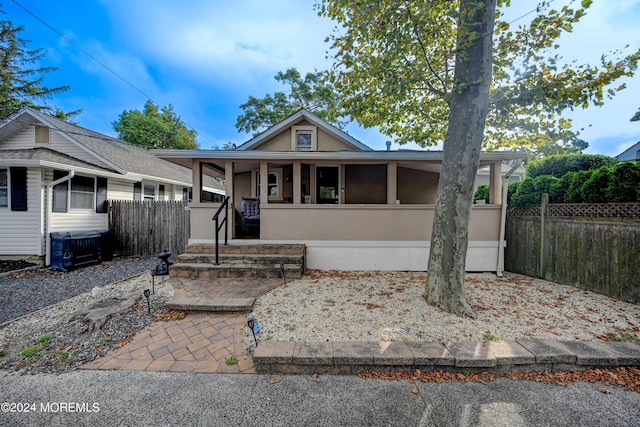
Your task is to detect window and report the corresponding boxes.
[296,131,312,151]
[291,126,317,151]
[143,184,157,202]
[256,172,279,198]
[53,172,105,213]
[0,169,7,208]
[70,175,95,209]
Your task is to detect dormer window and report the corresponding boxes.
[291,126,317,151]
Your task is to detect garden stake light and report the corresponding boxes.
[247,314,258,346]
[280,261,286,286]
[144,289,151,314]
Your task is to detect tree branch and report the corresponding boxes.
[404,0,447,98]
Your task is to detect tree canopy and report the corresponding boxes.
[0,14,78,120]
[112,100,198,149]
[318,0,639,158]
[235,68,346,135]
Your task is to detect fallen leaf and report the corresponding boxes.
[412,387,419,394]
[269,379,280,384]
[598,387,611,394]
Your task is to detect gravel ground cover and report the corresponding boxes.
[0,266,174,374]
[246,270,640,347]
[0,257,155,324]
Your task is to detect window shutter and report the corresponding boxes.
[52,170,68,213]
[10,167,28,211]
[96,177,108,213]
[159,184,165,200]
[133,182,142,201]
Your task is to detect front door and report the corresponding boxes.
[316,166,339,204]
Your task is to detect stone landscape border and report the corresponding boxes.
[253,339,640,375]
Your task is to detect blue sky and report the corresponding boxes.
[3,0,640,156]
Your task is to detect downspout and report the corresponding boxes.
[496,160,522,277]
[45,171,74,266]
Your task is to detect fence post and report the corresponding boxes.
[539,193,549,279]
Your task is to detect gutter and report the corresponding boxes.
[496,160,523,277]
[44,171,74,266]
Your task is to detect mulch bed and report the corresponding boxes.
[0,260,37,274]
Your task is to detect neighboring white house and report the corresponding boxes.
[473,160,525,199]
[0,107,225,263]
[617,141,640,162]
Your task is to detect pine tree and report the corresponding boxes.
[0,15,75,119]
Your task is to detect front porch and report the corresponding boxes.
[187,202,505,271]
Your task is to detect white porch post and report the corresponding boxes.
[387,161,398,204]
[293,161,301,204]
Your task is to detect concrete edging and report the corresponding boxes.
[252,339,640,375]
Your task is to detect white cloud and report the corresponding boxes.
[101,0,334,86]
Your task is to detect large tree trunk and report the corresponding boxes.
[424,0,496,317]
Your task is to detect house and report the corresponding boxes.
[154,109,525,273]
[0,107,225,264]
[474,159,525,195]
[617,141,640,162]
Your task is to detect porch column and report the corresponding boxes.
[489,161,502,204]
[293,161,301,204]
[259,161,268,205]
[224,161,234,237]
[340,164,346,204]
[387,162,398,204]
[192,159,201,203]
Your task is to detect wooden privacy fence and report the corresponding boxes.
[505,197,640,303]
[108,200,190,257]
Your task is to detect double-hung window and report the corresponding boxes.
[256,172,279,198]
[143,184,157,202]
[52,171,107,213]
[0,169,8,208]
[70,175,95,209]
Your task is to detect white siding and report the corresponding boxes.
[163,184,185,201]
[42,169,109,233]
[50,211,108,232]
[108,179,135,201]
[0,168,43,256]
[0,126,112,170]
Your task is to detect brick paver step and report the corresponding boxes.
[166,296,255,313]
[170,262,303,280]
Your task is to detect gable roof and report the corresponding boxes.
[617,141,640,161]
[235,109,372,152]
[0,107,223,189]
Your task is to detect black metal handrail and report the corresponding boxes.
[212,196,231,265]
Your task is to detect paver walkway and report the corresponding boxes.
[82,277,282,374]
